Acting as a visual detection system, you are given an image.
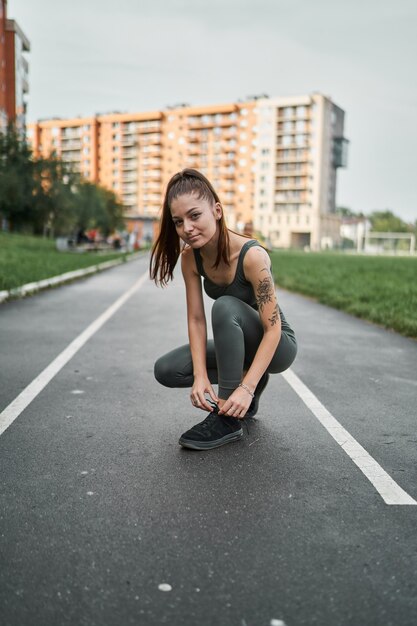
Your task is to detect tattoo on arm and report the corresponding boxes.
[256,276,274,312]
[268,304,280,326]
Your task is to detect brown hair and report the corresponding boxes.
[149,168,230,286]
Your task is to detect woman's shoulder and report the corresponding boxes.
[181,244,200,275]
[242,239,270,272]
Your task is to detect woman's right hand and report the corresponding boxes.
[190,376,219,411]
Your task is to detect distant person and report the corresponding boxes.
[150,169,297,450]
[76,229,90,245]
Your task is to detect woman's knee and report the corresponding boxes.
[211,295,241,327]
[154,355,174,387]
[268,336,297,373]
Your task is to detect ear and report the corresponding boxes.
[214,202,222,220]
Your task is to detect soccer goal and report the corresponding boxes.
[359,231,416,255]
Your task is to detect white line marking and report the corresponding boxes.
[282,369,417,506]
[0,271,149,437]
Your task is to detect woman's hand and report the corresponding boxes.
[190,376,219,411]
[218,386,253,419]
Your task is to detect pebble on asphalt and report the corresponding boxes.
[158,583,172,592]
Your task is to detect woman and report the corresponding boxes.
[150,169,297,450]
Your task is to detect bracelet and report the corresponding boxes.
[238,382,255,398]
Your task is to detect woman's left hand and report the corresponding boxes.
[218,386,253,419]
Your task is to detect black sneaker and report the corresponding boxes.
[179,404,243,450]
[245,373,270,419]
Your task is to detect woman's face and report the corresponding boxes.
[170,193,222,248]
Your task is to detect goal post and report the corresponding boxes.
[358,231,416,255]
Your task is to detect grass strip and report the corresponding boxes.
[270,250,417,338]
[0,232,131,292]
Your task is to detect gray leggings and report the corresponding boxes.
[154,295,297,400]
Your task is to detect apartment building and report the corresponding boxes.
[254,93,348,249]
[0,0,30,131]
[28,93,348,249]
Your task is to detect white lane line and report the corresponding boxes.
[0,271,149,437]
[282,368,417,506]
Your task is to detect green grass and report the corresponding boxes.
[270,250,417,338]
[0,231,130,292]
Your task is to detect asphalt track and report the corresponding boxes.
[0,254,416,626]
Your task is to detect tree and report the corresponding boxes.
[368,210,408,233]
[71,181,125,237]
[0,123,127,238]
[32,154,79,236]
[336,206,366,219]
[0,123,36,231]
[95,187,125,236]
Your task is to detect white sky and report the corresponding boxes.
[11,0,417,222]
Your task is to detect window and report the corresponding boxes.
[295,134,307,147]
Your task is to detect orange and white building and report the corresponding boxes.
[0,0,30,131]
[28,93,348,249]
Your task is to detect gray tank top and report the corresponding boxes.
[193,239,294,336]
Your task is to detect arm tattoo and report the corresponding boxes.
[268,304,280,326]
[256,275,274,312]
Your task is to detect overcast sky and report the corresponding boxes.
[11,0,417,222]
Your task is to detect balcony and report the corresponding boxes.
[138,123,161,134]
[275,167,307,176]
[276,152,309,163]
[61,131,81,141]
[122,137,137,148]
[122,174,137,183]
[62,153,81,163]
[333,137,349,168]
[188,119,203,130]
[143,136,162,146]
[61,140,81,151]
[275,184,307,191]
[122,160,138,171]
[222,127,237,139]
[122,185,137,194]
[122,125,137,134]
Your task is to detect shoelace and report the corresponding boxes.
[207,400,255,435]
